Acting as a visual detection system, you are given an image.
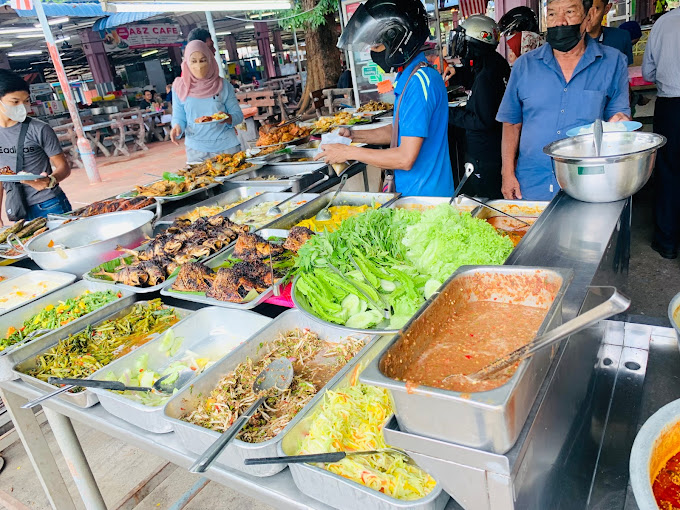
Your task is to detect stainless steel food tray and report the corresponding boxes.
[226,164,330,192]
[0,271,76,317]
[12,301,193,408]
[389,196,481,213]
[359,265,573,454]
[472,199,549,219]
[226,191,321,230]
[117,181,220,203]
[156,186,266,225]
[263,191,400,230]
[266,149,319,165]
[0,280,136,381]
[0,266,29,283]
[48,198,161,224]
[213,163,263,182]
[164,308,377,477]
[160,229,290,310]
[279,335,449,510]
[89,307,272,433]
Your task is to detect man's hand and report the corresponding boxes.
[608,112,631,122]
[442,66,456,82]
[170,125,182,146]
[314,144,353,165]
[219,114,233,125]
[336,127,353,139]
[501,172,523,200]
[21,172,51,191]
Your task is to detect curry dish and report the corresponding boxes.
[654,451,680,509]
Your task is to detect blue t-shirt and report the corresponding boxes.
[392,53,454,197]
[171,78,244,153]
[597,26,634,66]
[496,39,630,200]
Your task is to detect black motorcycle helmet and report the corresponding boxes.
[498,6,539,36]
[337,0,430,72]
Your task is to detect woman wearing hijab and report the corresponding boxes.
[170,40,244,163]
[498,7,544,65]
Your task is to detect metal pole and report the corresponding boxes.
[43,408,107,510]
[433,0,444,65]
[33,0,101,183]
[292,27,303,75]
[204,11,225,78]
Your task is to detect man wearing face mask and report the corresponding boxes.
[496,0,630,200]
[0,70,71,223]
[448,15,510,199]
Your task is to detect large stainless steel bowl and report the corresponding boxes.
[630,398,680,510]
[669,291,680,346]
[19,210,154,276]
[543,131,666,203]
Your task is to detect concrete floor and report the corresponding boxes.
[0,122,677,508]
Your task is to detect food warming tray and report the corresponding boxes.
[225,192,321,230]
[279,335,450,510]
[226,164,330,193]
[89,307,272,433]
[266,149,319,165]
[359,265,572,454]
[0,266,30,283]
[0,280,136,381]
[160,229,291,310]
[472,199,549,220]
[117,181,220,203]
[389,196,481,213]
[0,271,77,316]
[213,163,263,182]
[263,191,400,230]
[163,308,377,477]
[12,301,193,408]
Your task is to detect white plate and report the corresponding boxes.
[0,173,43,182]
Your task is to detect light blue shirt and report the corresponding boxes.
[497,39,630,200]
[172,78,244,153]
[642,9,680,98]
[392,53,454,197]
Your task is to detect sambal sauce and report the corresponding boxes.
[486,216,535,247]
[401,301,547,393]
[654,451,680,509]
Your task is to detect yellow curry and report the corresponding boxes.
[296,204,379,232]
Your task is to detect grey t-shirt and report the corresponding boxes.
[0,118,65,206]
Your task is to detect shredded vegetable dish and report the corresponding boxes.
[24,299,180,388]
[0,290,121,352]
[180,328,365,443]
[230,200,308,229]
[297,379,436,500]
[295,204,379,233]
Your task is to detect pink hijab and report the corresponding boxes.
[173,40,223,102]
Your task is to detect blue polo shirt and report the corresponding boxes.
[392,53,454,197]
[496,38,630,200]
[597,26,634,65]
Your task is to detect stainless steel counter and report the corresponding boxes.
[0,191,636,510]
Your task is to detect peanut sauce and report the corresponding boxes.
[401,301,548,393]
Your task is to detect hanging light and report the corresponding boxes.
[102,0,291,12]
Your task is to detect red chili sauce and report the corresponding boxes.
[654,451,680,509]
[486,216,535,247]
[401,301,548,393]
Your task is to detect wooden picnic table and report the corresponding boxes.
[82,120,115,157]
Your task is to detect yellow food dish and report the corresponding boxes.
[178,195,258,223]
[296,204,379,232]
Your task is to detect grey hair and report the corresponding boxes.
[546,0,593,9]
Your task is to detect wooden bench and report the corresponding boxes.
[52,123,83,169]
[105,110,148,157]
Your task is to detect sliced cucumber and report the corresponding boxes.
[139,370,156,389]
[380,279,396,292]
[134,353,149,372]
[345,310,383,329]
[341,294,362,317]
[158,329,175,353]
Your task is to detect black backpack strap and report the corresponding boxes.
[15,118,31,173]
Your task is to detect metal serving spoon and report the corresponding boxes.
[22,370,194,409]
[593,118,604,157]
[315,174,348,221]
[189,357,294,473]
[447,287,630,384]
[267,173,325,216]
[458,194,532,227]
[244,447,414,466]
[449,163,475,205]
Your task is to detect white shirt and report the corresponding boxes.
[642,9,680,98]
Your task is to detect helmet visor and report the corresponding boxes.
[337,3,404,51]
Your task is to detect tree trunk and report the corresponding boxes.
[297,5,342,113]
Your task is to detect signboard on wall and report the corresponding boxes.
[103,24,183,52]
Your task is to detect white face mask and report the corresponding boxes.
[0,101,27,123]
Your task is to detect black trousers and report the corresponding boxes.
[461,153,503,200]
[653,97,680,251]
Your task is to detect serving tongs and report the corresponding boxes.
[244,447,413,466]
[266,172,327,216]
[459,287,630,382]
[327,262,390,319]
[449,163,475,205]
[315,174,348,221]
[458,195,532,227]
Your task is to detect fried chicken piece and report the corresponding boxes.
[206,268,244,302]
[234,232,284,262]
[172,262,215,292]
[283,226,315,252]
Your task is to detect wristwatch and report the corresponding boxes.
[46,175,58,189]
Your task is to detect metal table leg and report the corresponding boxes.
[362,165,369,191]
[42,408,107,510]
[0,389,76,510]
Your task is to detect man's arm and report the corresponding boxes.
[501,122,523,199]
[346,124,392,145]
[642,27,658,83]
[316,136,423,170]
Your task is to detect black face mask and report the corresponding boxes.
[546,23,582,52]
[371,49,392,73]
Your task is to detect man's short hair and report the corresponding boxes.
[187,27,211,43]
[546,0,593,11]
[0,70,29,97]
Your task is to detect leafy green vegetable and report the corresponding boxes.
[162,172,185,183]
